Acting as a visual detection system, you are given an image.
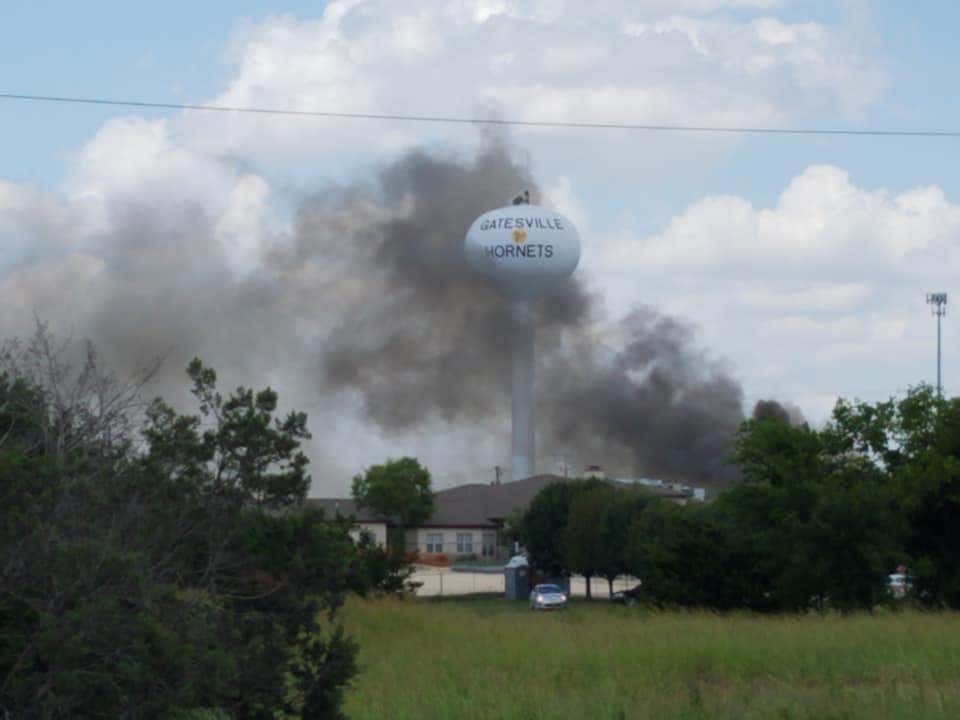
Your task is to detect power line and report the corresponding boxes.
[3,92,960,138]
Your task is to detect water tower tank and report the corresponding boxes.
[465,204,580,299]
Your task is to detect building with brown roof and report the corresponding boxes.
[308,471,697,560]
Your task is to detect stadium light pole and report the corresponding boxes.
[927,292,948,396]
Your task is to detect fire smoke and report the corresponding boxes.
[6,132,781,489]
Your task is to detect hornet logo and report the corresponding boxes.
[512,229,527,244]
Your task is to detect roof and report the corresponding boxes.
[427,474,567,526]
[308,473,693,529]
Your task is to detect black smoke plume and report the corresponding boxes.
[301,138,746,485]
[9,133,758,489]
[752,399,806,426]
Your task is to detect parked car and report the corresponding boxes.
[610,584,643,606]
[529,583,567,611]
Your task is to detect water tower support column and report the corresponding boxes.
[511,300,535,481]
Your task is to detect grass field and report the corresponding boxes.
[340,597,960,720]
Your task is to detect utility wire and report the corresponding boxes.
[2,92,960,138]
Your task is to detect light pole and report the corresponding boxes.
[927,292,948,396]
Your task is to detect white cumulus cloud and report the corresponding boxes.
[591,165,960,419]
[176,1,885,166]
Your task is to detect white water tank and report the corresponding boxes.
[464,204,580,299]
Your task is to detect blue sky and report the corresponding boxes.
[3,1,960,488]
[4,1,960,192]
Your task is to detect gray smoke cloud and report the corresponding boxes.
[539,309,745,485]
[752,399,806,426]
[308,140,591,430]
[294,137,746,486]
[7,132,759,491]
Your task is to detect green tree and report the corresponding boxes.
[140,360,360,717]
[625,499,737,608]
[0,326,361,718]
[351,457,434,552]
[562,485,650,599]
[349,527,413,595]
[143,357,311,510]
[726,405,903,611]
[626,406,902,613]
[596,487,653,596]
[888,390,960,606]
[563,485,612,599]
[522,477,607,580]
[732,414,825,487]
[711,476,898,612]
[816,386,949,607]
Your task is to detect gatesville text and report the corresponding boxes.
[478,216,565,232]
[478,214,563,258]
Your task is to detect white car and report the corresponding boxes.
[529,583,567,611]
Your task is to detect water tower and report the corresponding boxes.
[465,195,581,481]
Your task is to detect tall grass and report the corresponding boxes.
[340,598,960,719]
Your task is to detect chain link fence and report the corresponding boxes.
[408,568,639,599]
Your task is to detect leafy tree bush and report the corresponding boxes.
[0,327,364,718]
[350,528,413,596]
[519,386,960,613]
[627,404,905,612]
[562,485,611,598]
[626,498,747,609]
[827,388,960,607]
[594,487,655,596]
[520,477,610,581]
[563,484,653,598]
[520,477,650,592]
[352,457,434,554]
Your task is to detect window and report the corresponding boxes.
[426,533,443,553]
[482,532,496,558]
[456,533,473,554]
